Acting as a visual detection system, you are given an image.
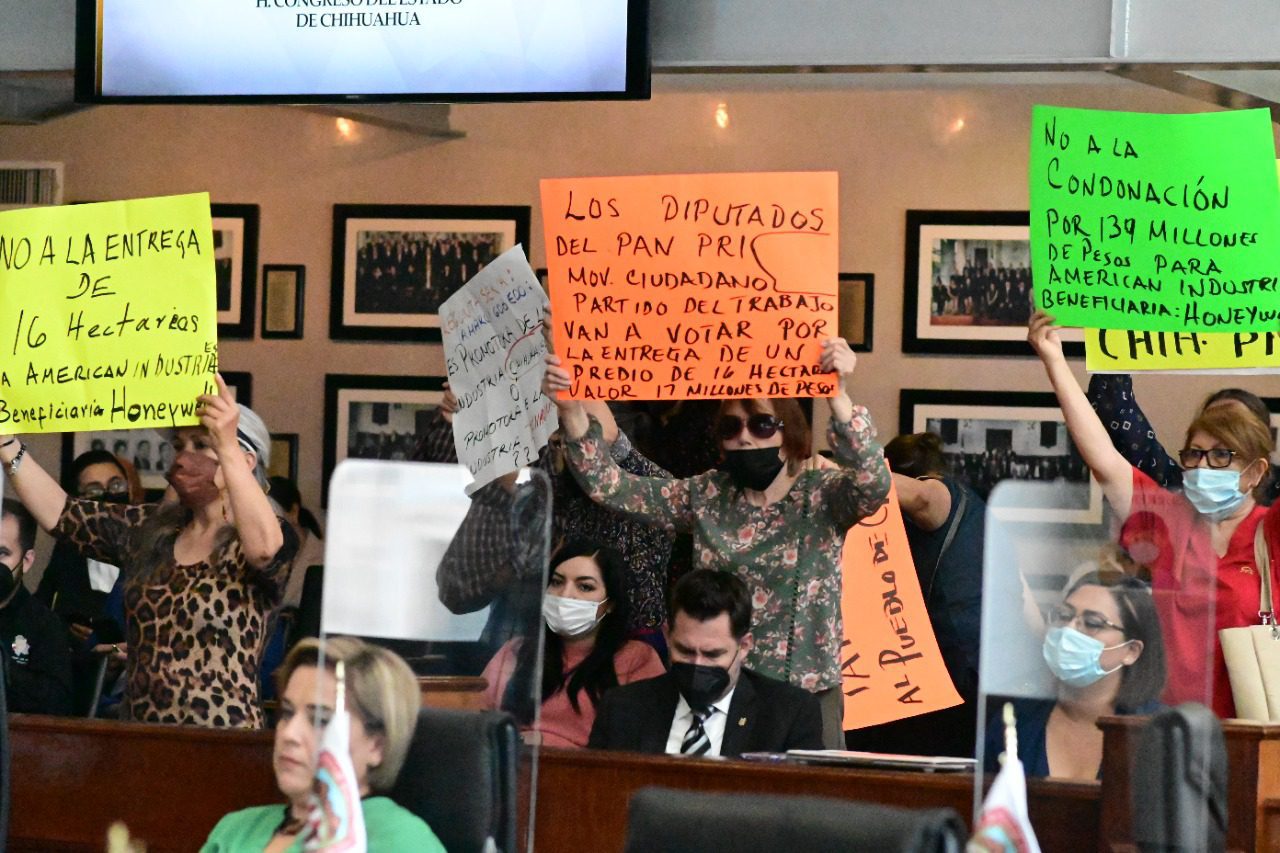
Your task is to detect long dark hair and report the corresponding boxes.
[503,538,631,724]
[127,502,238,586]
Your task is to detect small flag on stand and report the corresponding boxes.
[302,660,367,852]
[968,703,1042,853]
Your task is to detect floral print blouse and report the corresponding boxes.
[563,407,891,691]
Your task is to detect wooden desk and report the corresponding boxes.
[12,713,1279,852]
[9,714,275,853]
[531,748,1100,853]
[1099,715,1280,853]
[418,675,487,711]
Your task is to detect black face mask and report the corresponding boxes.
[0,562,20,602]
[719,447,785,491]
[670,662,732,709]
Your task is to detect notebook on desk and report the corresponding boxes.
[782,749,977,773]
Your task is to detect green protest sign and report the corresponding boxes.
[1029,106,1280,332]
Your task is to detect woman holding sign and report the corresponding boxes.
[544,337,891,748]
[1029,310,1280,718]
[0,374,297,727]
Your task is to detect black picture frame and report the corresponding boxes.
[261,264,305,340]
[220,371,253,407]
[839,272,874,353]
[899,388,1102,525]
[267,432,299,483]
[211,203,260,340]
[1268,398,1280,449]
[321,373,448,505]
[329,204,531,343]
[902,210,1083,358]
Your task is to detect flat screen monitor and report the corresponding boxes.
[76,0,649,103]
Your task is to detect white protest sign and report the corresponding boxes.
[441,245,558,495]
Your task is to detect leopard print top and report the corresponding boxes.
[55,498,298,728]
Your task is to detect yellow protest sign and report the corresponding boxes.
[839,480,962,729]
[0,193,218,434]
[1085,328,1280,372]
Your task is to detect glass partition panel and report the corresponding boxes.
[976,478,1220,841]
[321,459,551,853]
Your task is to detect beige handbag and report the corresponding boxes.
[1219,523,1280,721]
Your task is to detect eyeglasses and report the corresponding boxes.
[1178,447,1238,469]
[717,413,784,441]
[1047,605,1126,636]
[80,479,129,500]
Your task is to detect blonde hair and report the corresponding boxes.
[1184,406,1275,499]
[276,636,420,793]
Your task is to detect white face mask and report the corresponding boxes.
[542,593,607,638]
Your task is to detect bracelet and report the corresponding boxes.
[7,442,25,477]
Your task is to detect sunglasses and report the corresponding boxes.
[717,413,784,441]
[1178,447,1238,469]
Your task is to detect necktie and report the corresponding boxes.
[680,705,712,756]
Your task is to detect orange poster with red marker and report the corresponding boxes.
[839,480,962,729]
[539,172,839,401]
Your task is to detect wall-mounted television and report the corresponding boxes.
[76,0,649,103]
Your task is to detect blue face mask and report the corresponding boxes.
[1182,467,1247,522]
[1042,627,1129,688]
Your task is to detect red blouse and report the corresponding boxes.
[1123,468,1280,718]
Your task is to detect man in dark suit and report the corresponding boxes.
[588,570,823,757]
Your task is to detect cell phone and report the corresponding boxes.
[91,617,125,644]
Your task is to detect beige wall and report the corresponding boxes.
[1,80,1273,579]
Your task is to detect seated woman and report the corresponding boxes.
[1031,311,1280,718]
[985,572,1165,780]
[481,539,664,747]
[545,338,892,748]
[202,636,445,852]
[0,374,297,727]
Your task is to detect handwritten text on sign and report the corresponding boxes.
[0,193,218,435]
[1085,328,1280,373]
[839,481,961,730]
[441,245,558,495]
[540,172,839,401]
[1029,106,1280,333]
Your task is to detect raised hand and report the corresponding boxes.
[196,373,241,457]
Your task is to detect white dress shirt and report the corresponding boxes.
[664,687,737,757]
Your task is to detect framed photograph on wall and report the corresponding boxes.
[838,272,874,353]
[261,264,305,339]
[268,432,299,482]
[321,374,448,505]
[61,429,170,493]
[212,203,260,340]
[329,204,531,342]
[899,388,1102,524]
[220,371,253,407]
[1268,398,1280,451]
[902,210,1083,357]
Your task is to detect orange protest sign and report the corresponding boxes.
[540,172,839,400]
[839,480,962,729]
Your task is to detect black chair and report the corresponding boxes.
[389,707,519,853]
[623,787,965,853]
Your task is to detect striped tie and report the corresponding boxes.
[680,705,712,756]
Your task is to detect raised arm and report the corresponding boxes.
[818,338,891,525]
[892,473,952,532]
[200,375,285,568]
[1028,311,1133,518]
[544,355,694,532]
[0,436,70,532]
